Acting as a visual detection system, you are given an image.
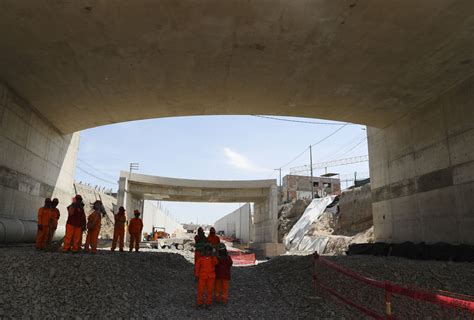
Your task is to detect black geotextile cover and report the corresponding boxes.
[347,242,474,262]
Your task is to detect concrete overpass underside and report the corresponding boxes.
[0,0,473,244]
[117,172,279,243]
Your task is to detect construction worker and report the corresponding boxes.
[84,200,102,254]
[128,210,143,252]
[35,198,52,250]
[111,206,127,252]
[63,195,86,253]
[46,198,61,247]
[194,227,208,277]
[207,227,220,248]
[215,244,233,305]
[195,245,218,309]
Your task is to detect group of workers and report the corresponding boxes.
[194,227,233,309]
[37,196,233,308]
[35,195,143,254]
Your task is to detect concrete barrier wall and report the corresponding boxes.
[368,76,474,244]
[0,83,78,242]
[142,201,183,236]
[214,203,252,243]
[336,184,373,235]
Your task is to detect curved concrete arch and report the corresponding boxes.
[117,172,279,243]
[0,1,474,132]
[0,1,474,245]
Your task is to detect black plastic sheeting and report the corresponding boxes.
[347,242,474,262]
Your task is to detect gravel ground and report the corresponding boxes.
[0,247,472,319]
[0,247,347,319]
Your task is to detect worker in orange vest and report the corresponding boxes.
[207,227,220,247]
[111,206,127,252]
[62,195,86,253]
[35,198,52,250]
[215,245,233,305]
[46,198,61,247]
[128,210,143,252]
[194,227,208,277]
[195,245,218,309]
[84,200,103,254]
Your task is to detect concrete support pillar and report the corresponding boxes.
[368,76,474,245]
[0,82,78,243]
[252,184,279,243]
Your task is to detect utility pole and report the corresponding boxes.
[310,145,314,199]
[274,168,282,187]
[128,162,140,179]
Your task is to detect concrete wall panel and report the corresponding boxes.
[370,75,474,245]
[449,128,474,166]
[0,83,78,243]
[214,203,252,243]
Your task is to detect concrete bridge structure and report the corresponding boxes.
[117,172,278,243]
[0,1,473,245]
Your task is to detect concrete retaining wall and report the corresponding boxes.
[0,83,78,243]
[336,184,373,235]
[214,203,252,244]
[368,76,474,244]
[142,201,183,235]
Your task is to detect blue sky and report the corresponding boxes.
[76,116,369,224]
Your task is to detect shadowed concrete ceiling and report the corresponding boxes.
[0,0,473,133]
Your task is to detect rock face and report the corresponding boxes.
[277,199,311,242]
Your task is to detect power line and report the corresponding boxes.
[76,166,117,185]
[277,124,348,169]
[77,158,117,179]
[279,147,309,169]
[252,115,351,126]
[334,137,367,159]
[290,155,369,174]
[310,124,349,147]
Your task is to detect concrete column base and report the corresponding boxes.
[249,242,285,258]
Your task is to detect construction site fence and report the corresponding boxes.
[312,253,474,319]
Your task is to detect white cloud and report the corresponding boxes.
[223,147,270,173]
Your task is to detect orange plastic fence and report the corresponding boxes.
[313,252,474,319]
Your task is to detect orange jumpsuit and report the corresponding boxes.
[195,255,218,306]
[194,234,208,276]
[111,212,127,251]
[207,234,220,246]
[47,207,60,246]
[215,256,233,303]
[35,207,51,250]
[63,205,86,253]
[84,211,102,254]
[128,217,143,252]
